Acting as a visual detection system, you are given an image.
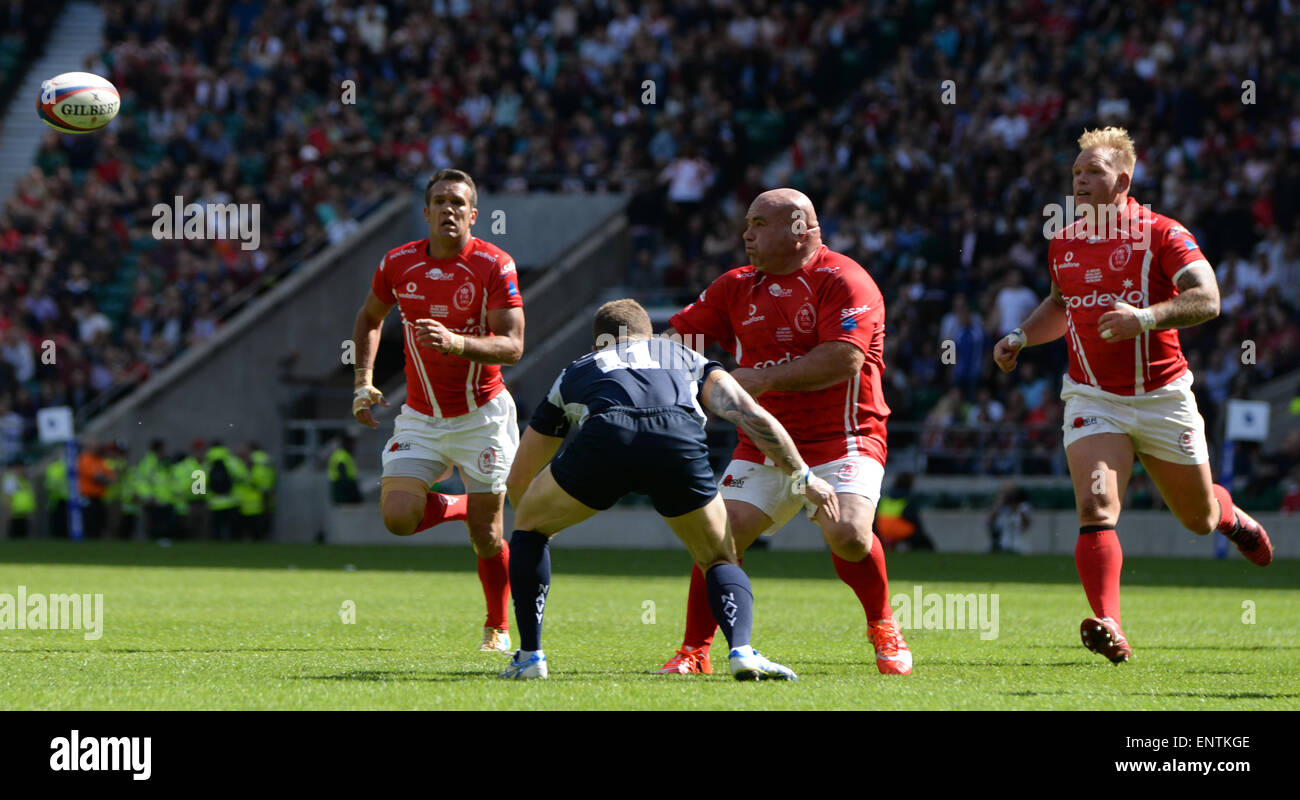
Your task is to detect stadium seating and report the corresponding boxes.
[1,1,1297,512]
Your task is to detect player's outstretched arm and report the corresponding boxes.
[506,426,564,508]
[731,341,864,397]
[412,307,525,365]
[994,281,1068,372]
[352,291,393,428]
[702,369,839,520]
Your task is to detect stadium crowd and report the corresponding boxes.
[1,1,1298,512]
[0,0,864,462]
[622,0,1300,497]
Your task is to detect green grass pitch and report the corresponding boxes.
[1,541,1296,710]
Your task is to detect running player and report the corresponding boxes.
[499,299,838,680]
[993,127,1274,663]
[351,168,525,653]
[659,188,912,676]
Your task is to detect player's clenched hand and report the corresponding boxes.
[352,384,387,429]
[731,367,769,398]
[1097,302,1144,342]
[993,334,1023,373]
[413,318,465,354]
[804,475,839,523]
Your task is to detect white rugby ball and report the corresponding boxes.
[37,72,120,134]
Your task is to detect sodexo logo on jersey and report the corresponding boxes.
[753,352,793,369]
[1063,288,1146,309]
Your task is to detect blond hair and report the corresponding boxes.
[1077,127,1136,174]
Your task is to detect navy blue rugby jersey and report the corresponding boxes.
[529,337,724,437]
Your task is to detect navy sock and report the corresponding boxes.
[508,530,551,652]
[705,563,754,651]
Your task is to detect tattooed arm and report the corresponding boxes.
[700,368,840,520]
[703,369,805,473]
[1153,262,1220,329]
[1097,263,1220,342]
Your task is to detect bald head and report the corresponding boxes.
[743,188,822,274]
[751,188,820,229]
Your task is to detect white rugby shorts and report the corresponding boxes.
[1060,371,1208,465]
[718,454,885,537]
[380,390,519,493]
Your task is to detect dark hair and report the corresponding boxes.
[593,298,652,343]
[425,169,478,208]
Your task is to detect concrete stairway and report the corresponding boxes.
[0,1,105,203]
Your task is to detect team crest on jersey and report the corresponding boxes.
[769,283,792,297]
[478,446,501,473]
[1109,243,1132,271]
[454,282,476,311]
[794,302,816,334]
[836,462,859,481]
[1178,429,1197,456]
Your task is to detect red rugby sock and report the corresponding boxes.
[1075,527,1122,625]
[1211,484,1237,533]
[415,492,468,532]
[832,533,893,622]
[478,540,510,630]
[682,563,718,651]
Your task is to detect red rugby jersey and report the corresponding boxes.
[371,237,523,418]
[670,245,889,466]
[1050,197,1207,395]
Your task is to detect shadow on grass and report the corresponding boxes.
[0,541,1295,589]
[1006,689,1299,700]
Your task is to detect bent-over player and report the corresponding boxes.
[499,299,838,680]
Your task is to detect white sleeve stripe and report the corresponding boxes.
[546,370,566,408]
[1171,259,1210,285]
